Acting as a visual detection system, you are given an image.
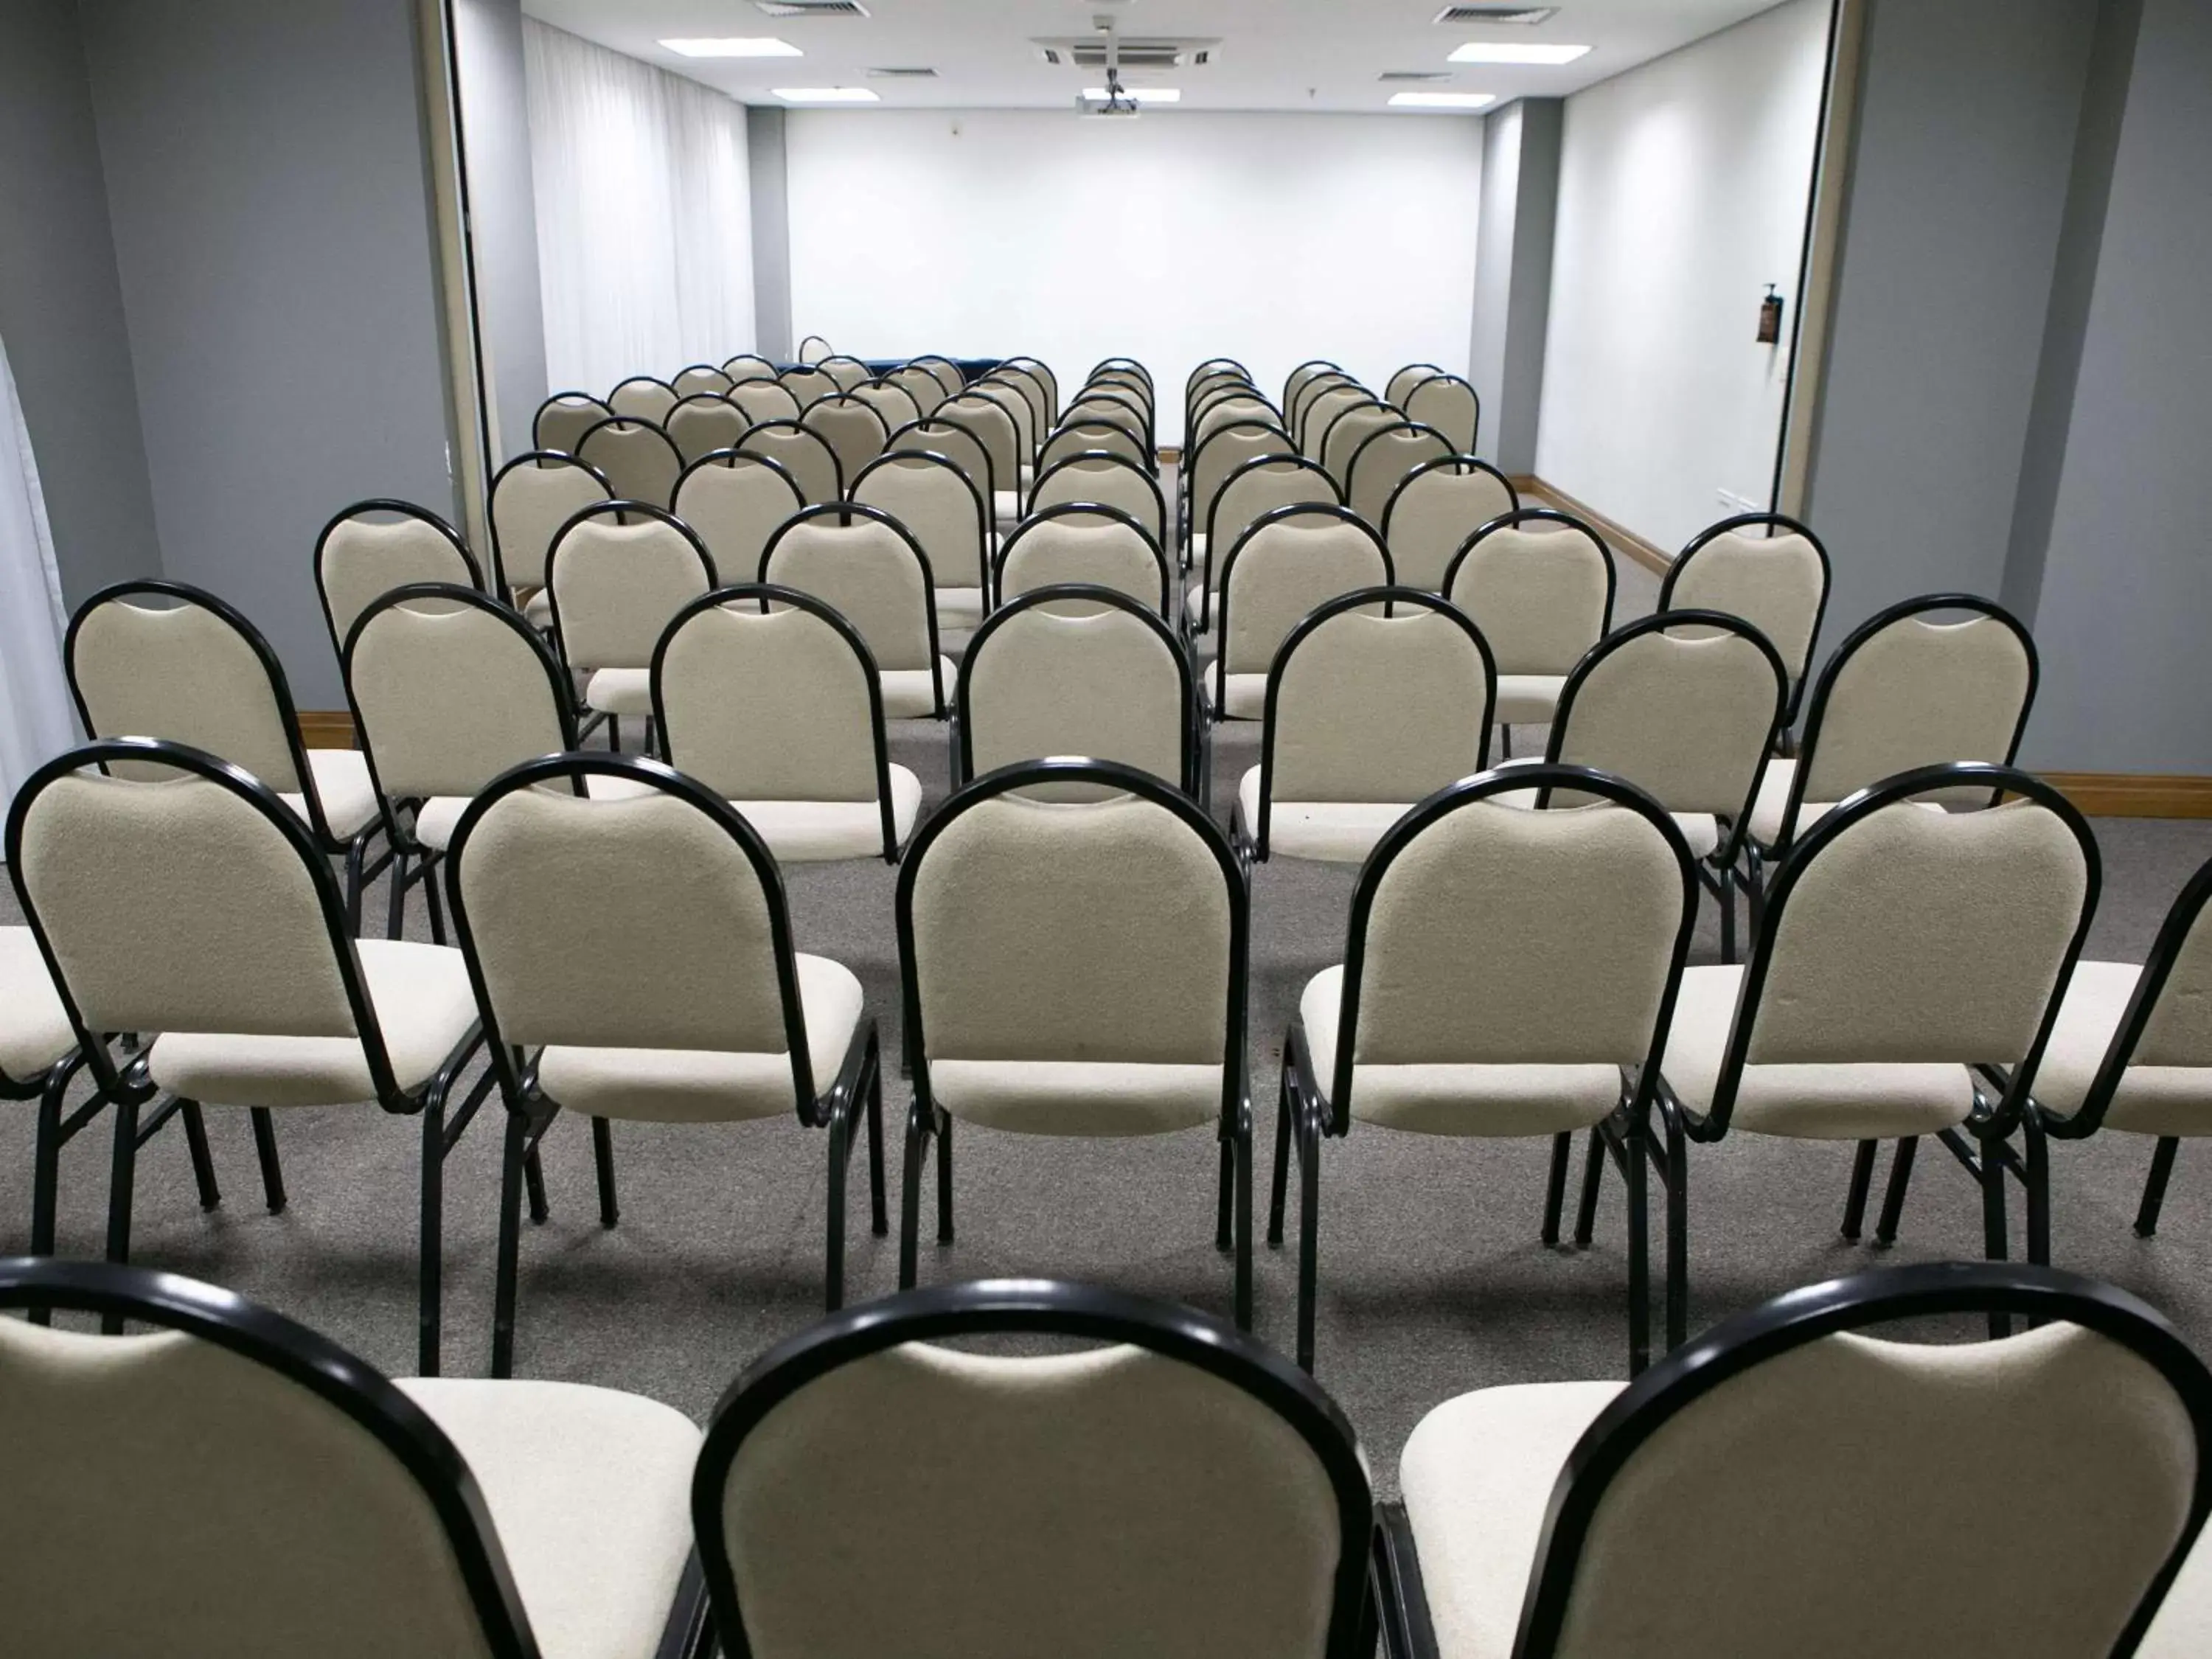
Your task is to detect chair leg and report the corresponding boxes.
[898,1105,928,1289]
[419,1096,445,1377]
[102,1095,142,1335]
[1267,1061,1293,1247]
[1840,1138,1878,1240]
[1541,1130,1571,1246]
[1215,1132,1234,1253]
[249,1107,287,1212]
[422,852,448,945]
[28,1077,65,1326]
[1234,1110,1253,1332]
[1875,1135,1918,1245]
[935,1107,954,1245]
[593,1116,619,1227]
[1717,861,1737,965]
[826,1105,848,1312]
[1624,1119,1651,1376]
[2136,1137,2180,1238]
[386,846,409,942]
[865,1034,888,1237]
[1979,1127,2012,1340]
[608,716,622,752]
[1573,1125,1605,1247]
[1663,1114,1689,1352]
[1295,1112,1321,1374]
[492,1109,529,1379]
[179,1101,221,1211]
[524,1139,549,1224]
[2024,1113,2051,1268]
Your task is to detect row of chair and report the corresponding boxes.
[13,1255,2205,1658]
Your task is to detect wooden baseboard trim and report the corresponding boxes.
[1158,446,1182,467]
[2043,773,2212,819]
[1513,475,1672,578]
[297,711,357,749]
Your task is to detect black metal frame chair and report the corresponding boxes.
[1345,420,1454,526]
[2,993,96,1329]
[1442,506,1618,759]
[671,447,807,574]
[673,361,736,396]
[312,498,481,660]
[885,417,1001,544]
[1374,1259,2212,1659]
[1402,371,1483,455]
[442,752,886,1377]
[610,373,679,421]
[4,737,492,1371]
[487,448,613,603]
[722,352,777,383]
[693,1278,1374,1659]
[758,499,949,720]
[1211,504,1394,716]
[1180,415,1293,557]
[1659,510,1834,729]
[893,759,1254,1327]
[1028,446,1169,540]
[734,416,846,504]
[664,390,747,464]
[849,447,991,619]
[544,498,718,753]
[575,414,685,509]
[1192,452,1345,638]
[1274,764,1699,1374]
[532,389,614,453]
[800,391,893,477]
[992,500,1171,616]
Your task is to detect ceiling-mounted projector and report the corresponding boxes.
[1079,69,1144,117]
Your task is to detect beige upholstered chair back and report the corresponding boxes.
[453,782,787,1053]
[889,419,995,504]
[715,1336,1344,1659]
[577,418,681,509]
[1799,610,2034,807]
[1346,425,1453,529]
[1190,425,1295,531]
[762,515,935,672]
[658,600,879,802]
[1000,513,1163,612]
[673,364,732,398]
[1189,370,1251,415]
[852,453,987,591]
[730,378,803,428]
[964,602,1187,787]
[535,394,610,456]
[941,396,1021,492]
[1385,364,1441,406]
[973,380,1037,459]
[1356,798,1684,1065]
[1299,385,1369,459]
[1269,606,1489,802]
[915,357,967,397]
[1320,403,1399,486]
[995,366,1052,438]
[1289,373,1355,434]
[666,395,746,464]
[673,454,806,578]
[1667,526,1826,690]
[15,766,354,1037]
[609,378,678,425]
[70,593,301,789]
[1195,395,1279,446]
[1040,420,1149,473]
[1750,797,2087,1067]
[0,1315,504,1657]
[802,397,890,483]
[1222,513,1391,677]
[1405,375,1479,453]
[1087,369,1153,414]
[887,364,948,417]
[316,509,474,646]
[1447,518,1610,675]
[2136,902,2212,1068]
[911,793,1231,1065]
[1208,460,1340,567]
[1064,397,1149,450]
[723,354,778,384]
[739,422,841,506]
[349,597,568,801]
[1551,622,1782,817]
[1382,462,1516,590]
[490,454,610,591]
[819,355,870,393]
[1030,456,1164,543]
[779,366,838,410]
[852,380,922,435]
[1540,1320,2198,1657]
[549,515,712,670]
[1285,363,1343,409]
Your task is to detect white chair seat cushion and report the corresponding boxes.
[398,1377,700,1659]
[1659,963,1977,1138]
[1188,532,1208,563]
[1488,789,1721,860]
[1494,675,1566,727]
[281,748,380,842]
[582,668,653,717]
[535,953,863,1121]
[148,939,478,1108]
[880,660,955,718]
[2031,959,2212,1134]
[1205,672,1267,720]
[927,1058,1223,1135]
[934,587,986,630]
[993,490,1022,525]
[1301,966,1624,1135]
[522,588,552,626]
[412,774,658,853]
[1238,768,1407,864]
[1750,762,1947,848]
[731,765,923,863]
[0,925,75,1082]
[1399,1380,1625,1659]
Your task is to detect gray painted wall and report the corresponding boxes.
[455,0,548,460]
[80,0,458,707]
[0,0,161,606]
[1801,0,2096,655]
[747,106,793,365]
[2021,0,2212,772]
[1467,98,1559,475]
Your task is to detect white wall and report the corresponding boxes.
[784,109,1484,444]
[1533,0,1829,549]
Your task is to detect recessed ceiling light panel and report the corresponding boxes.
[754,0,869,15]
[1447,42,1592,64]
[1389,91,1499,109]
[774,86,880,102]
[660,37,803,58]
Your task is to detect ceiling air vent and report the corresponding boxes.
[866,66,938,78]
[1434,5,1559,23]
[1034,37,1220,71]
[754,0,870,18]
[1380,71,1454,82]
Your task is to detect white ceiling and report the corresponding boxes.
[519,0,1789,115]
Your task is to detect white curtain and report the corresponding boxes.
[524,19,756,395]
[0,333,78,813]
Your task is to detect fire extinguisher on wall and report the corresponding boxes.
[1757,285,1785,345]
